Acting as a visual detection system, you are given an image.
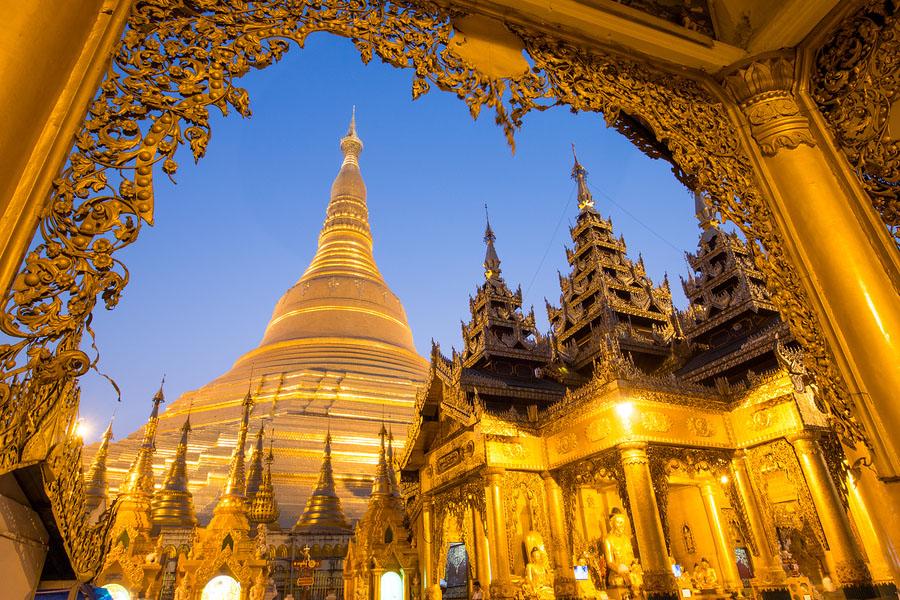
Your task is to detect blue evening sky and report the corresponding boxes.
[76,34,702,440]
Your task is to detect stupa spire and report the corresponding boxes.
[245,421,266,500]
[483,205,502,282]
[84,419,114,516]
[371,423,392,497]
[150,416,197,528]
[386,426,400,497]
[299,108,379,282]
[119,379,165,497]
[294,423,351,532]
[208,385,254,530]
[572,144,595,212]
[250,431,280,526]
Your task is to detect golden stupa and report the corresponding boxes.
[93,111,428,526]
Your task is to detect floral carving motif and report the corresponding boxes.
[812,0,900,245]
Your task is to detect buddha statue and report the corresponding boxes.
[525,546,556,600]
[604,508,636,588]
[692,558,718,590]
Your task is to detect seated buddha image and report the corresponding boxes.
[692,558,718,591]
[524,546,556,600]
[604,508,636,588]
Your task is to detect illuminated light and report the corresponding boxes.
[266,305,410,330]
[380,571,403,600]
[201,575,241,600]
[74,419,90,439]
[615,402,635,420]
[719,475,729,485]
[102,584,131,600]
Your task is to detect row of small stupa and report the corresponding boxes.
[81,378,398,534]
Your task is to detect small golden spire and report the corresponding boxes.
[483,205,502,282]
[119,380,165,498]
[294,422,352,532]
[150,416,197,528]
[386,425,400,497]
[245,421,266,500]
[370,422,392,497]
[571,144,595,212]
[250,430,280,526]
[208,385,254,531]
[84,419,114,515]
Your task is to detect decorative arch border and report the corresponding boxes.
[0,0,868,580]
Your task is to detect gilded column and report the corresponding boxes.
[731,451,788,592]
[787,432,873,593]
[618,443,676,600]
[484,468,512,598]
[472,506,492,593]
[699,480,742,592]
[422,497,434,589]
[722,55,900,492]
[542,472,575,597]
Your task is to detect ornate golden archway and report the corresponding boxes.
[0,0,898,583]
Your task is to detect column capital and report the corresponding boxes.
[786,429,822,445]
[618,441,649,466]
[721,54,815,157]
[483,467,506,479]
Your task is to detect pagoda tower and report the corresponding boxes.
[294,425,352,533]
[150,416,197,529]
[91,112,428,525]
[547,149,675,375]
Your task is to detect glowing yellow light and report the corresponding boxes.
[201,575,241,600]
[615,402,635,420]
[719,475,729,485]
[74,419,90,439]
[102,584,131,600]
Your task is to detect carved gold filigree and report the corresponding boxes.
[812,0,900,244]
[0,0,872,577]
[502,470,552,572]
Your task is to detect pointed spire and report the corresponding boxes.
[208,385,254,530]
[151,416,197,528]
[245,421,266,500]
[371,423,393,497]
[119,379,165,497]
[483,205,502,282]
[571,144,595,212]
[386,426,400,497]
[250,430,280,526]
[294,423,351,532]
[84,419,114,516]
[340,105,364,167]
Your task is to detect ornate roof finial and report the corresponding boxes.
[386,425,400,497]
[571,144,595,212]
[340,106,363,167]
[151,415,197,528]
[694,190,719,240]
[483,204,502,282]
[294,422,351,532]
[84,419,115,516]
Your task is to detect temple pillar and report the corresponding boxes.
[722,56,900,507]
[542,472,575,597]
[787,432,875,597]
[731,451,788,597]
[484,468,512,598]
[422,497,434,590]
[846,471,900,588]
[846,466,900,589]
[618,443,676,600]
[472,505,492,592]
[699,479,743,592]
